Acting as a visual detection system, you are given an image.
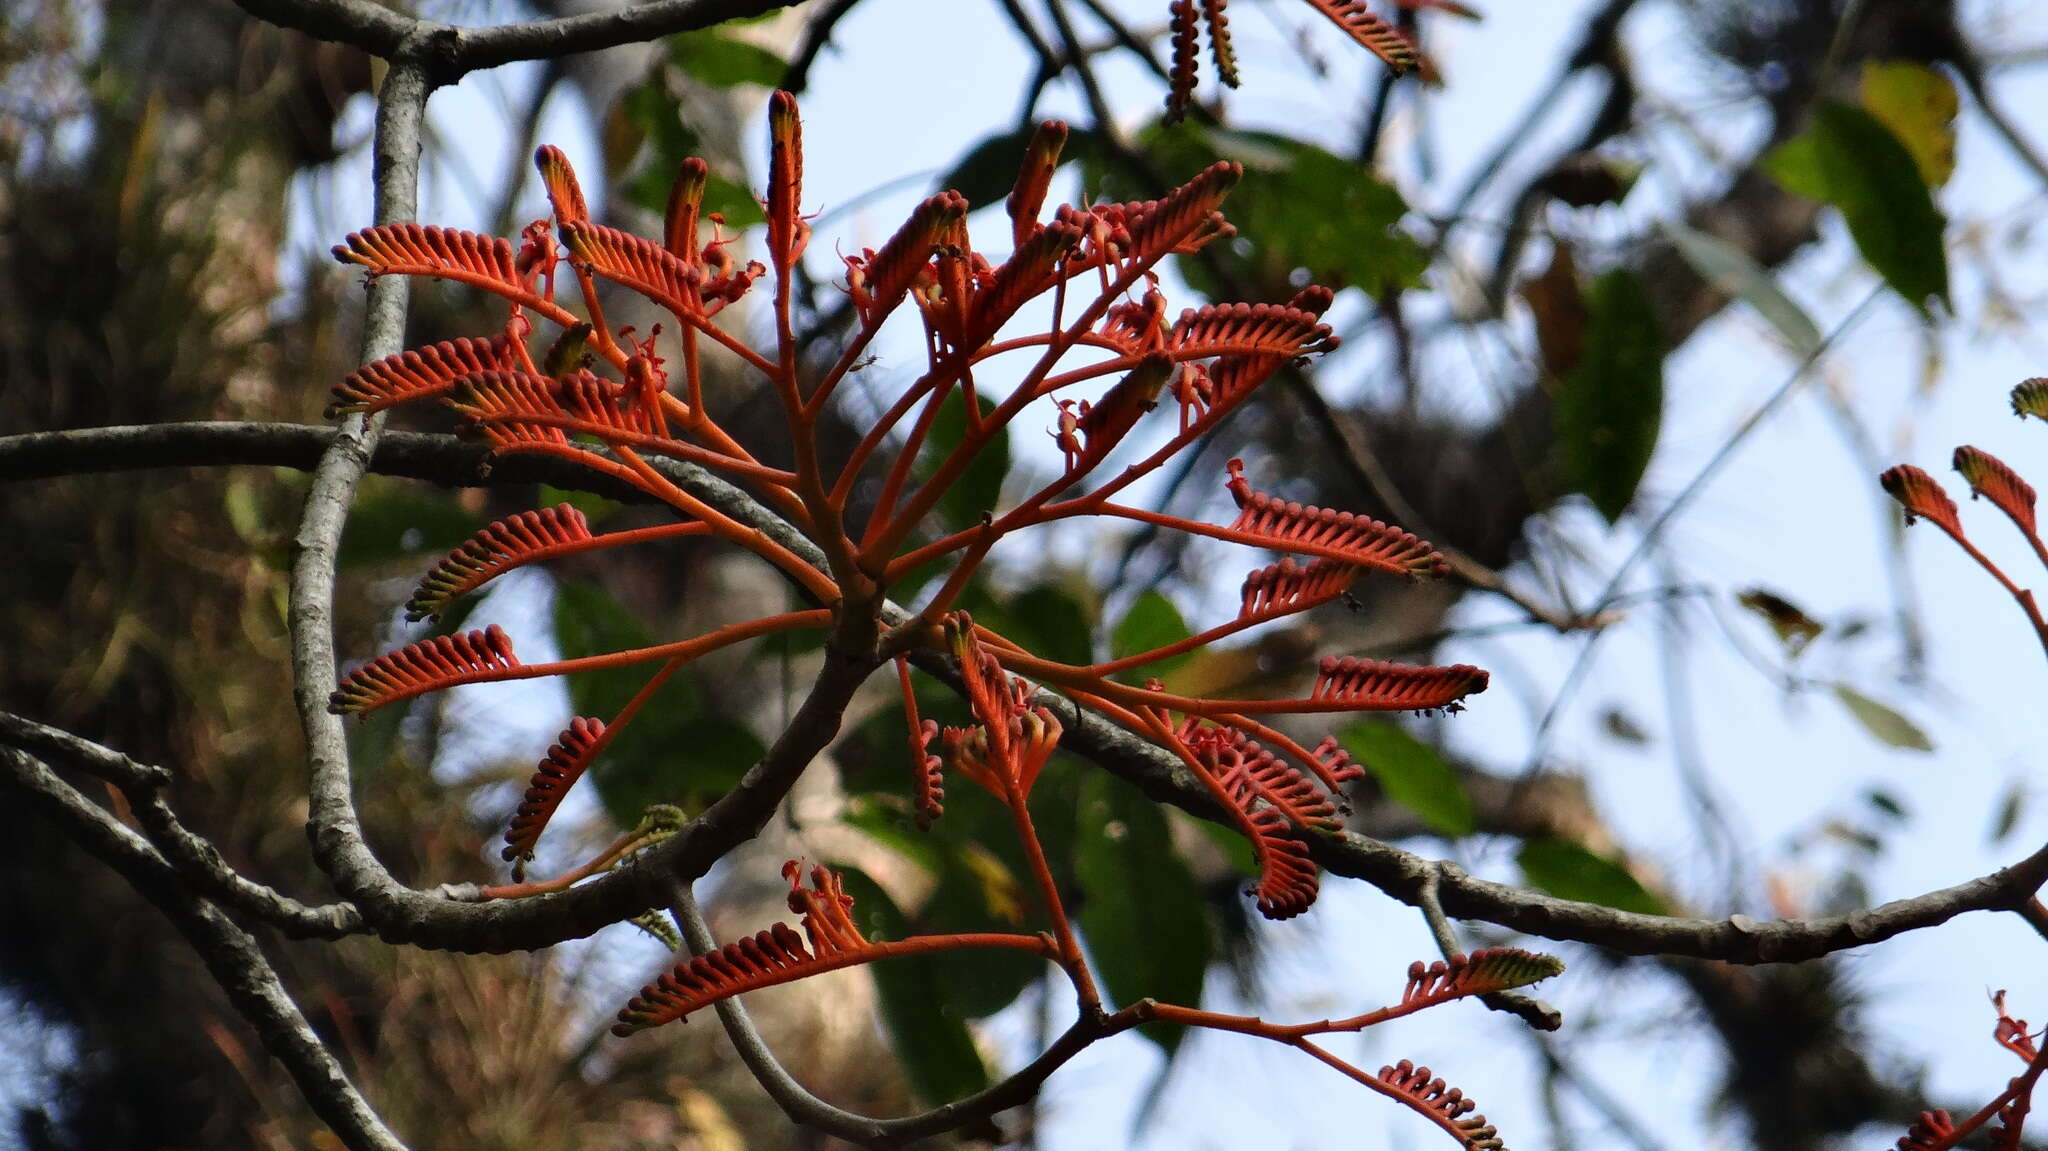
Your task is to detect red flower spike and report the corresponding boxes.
[1881,464,1966,537]
[561,221,713,316]
[766,90,808,272]
[1120,161,1241,264]
[534,145,590,226]
[1401,949,1565,1011]
[1171,301,1337,360]
[327,335,512,417]
[1170,721,1326,918]
[1312,656,1489,712]
[502,717,608,873]
[852,191,969,326]
[2015,378,2048,424]
[1184,721,1338,831]
[1007,120,1069,248]
[329,625,521,715]
[1203,0,1240,87]
[447,370,577,452]
[663,156,708,261]
[1954,446,2038,537]
[1167,0,1200,123]
[1074,352,1175,466]
[1226,459,1447,577]
[972,215,1084,337]
[333,224,528,298]
[407,505,594,622]
[1376,1061,1503,1151]
[1302,0,1420,72]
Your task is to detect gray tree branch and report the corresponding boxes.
[0,745,405,1151]
[11,417,2047,963]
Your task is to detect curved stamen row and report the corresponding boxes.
[1311,656,1489,711]
[1376,1061,1502,1151]
[1099,290,1171,355]
[502,716,607,869]
[1241,804,1319,919]
[328,336,512,417]
[1228,459,1446,577]
[912,718,946,829]
[1301,0,1419,71]
[329,625,520,715]
[407,504,593,621]
[333,223,523,293]
[1239,557,1358,621]
[1171,301,1337,360]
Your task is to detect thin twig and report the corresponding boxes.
[1521,285,1885,770]
[665,880,1119,1149]
[1415,866,1562,1031]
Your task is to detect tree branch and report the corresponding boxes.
[13,417,2046,964]
[0,711,366,939]
[0,746,406,1151]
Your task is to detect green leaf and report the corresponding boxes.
[1659,221,1821,357]
[936,125,1106,211]
[552,580,707,825]
[1095,126,1426,295]
[831,868,993,1106]
[1764,100,1949,312]
[664,28,785,90]
[1007,584,1096,667]
[1859,61,1957,187]
[1076,774,1211,1053]
[1338,722,1474,837]
[1555,267,1665,524]
[1109,590,1193,683]
[538,484,623,525]
[615,79,763,229]
[338,480,483,569]
[1516,838,1666,915]
[1202,131,1427,293]
[1831,683,1934,753]
[916,388,1010,533]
